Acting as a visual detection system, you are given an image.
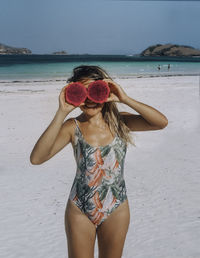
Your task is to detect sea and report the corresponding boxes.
[0,55,200,82]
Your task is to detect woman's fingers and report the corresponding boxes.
[58,84,77,112]
[103,78,128,102]
[60,82,76,102]
[106,93,120,103]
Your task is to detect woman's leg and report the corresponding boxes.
[65,199,97,258]
[96,199,130,258]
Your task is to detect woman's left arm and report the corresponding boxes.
[104,79,168,131]
[120,98,168,131]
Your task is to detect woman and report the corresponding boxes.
[30,65,168,258]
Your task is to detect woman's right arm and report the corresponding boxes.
[30,84,76,165]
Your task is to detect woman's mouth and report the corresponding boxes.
[84,103,99,108]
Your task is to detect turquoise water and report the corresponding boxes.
[0,60,200,81]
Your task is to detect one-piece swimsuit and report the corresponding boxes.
[68,118,128,229]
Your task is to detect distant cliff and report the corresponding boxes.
[141,44,200,57]
[0,43,32,55]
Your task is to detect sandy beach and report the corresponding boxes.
[0,75,200,258]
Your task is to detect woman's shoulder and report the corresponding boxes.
[73,114,87,126]
[62,116,80,146]
[64,114,82,124]
[64,114,86,133]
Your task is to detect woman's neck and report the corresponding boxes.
[81,112,106,127]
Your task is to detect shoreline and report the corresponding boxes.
[0,72,199,84]
[0,75,199,96]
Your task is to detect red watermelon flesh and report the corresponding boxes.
[87,80,110,103]
[65,82,87,106]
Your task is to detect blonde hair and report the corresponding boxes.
[67,65,135,146]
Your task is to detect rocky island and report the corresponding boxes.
[0,43,32,55]
[52,51,68,55]
[141,44,200,57]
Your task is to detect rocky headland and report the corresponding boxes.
[140,44,200,57]
[0,43,32,55]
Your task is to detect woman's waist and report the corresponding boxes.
[72,171,126,187]
[69,177,127,202]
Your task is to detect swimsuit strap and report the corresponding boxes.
[74,118,79,128]
[74,118,80,130]
[74,118,82,137]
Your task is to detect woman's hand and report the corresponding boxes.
[58,83,84,114]
[103,79,128,103]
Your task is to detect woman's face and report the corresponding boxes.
[78,78,105,116]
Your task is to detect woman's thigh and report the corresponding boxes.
[65,199,97,258]
[96,199,130,258]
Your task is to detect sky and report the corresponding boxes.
[0,0,200,55]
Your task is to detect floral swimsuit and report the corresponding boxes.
[68,118,128,229]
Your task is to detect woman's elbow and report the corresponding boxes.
[30,158,40,165]
[30,154,44,165]
[160,117,168,129]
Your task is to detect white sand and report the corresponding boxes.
[0,75,200,258]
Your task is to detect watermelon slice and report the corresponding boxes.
[87,80,110,103]
[65,82,87,106]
